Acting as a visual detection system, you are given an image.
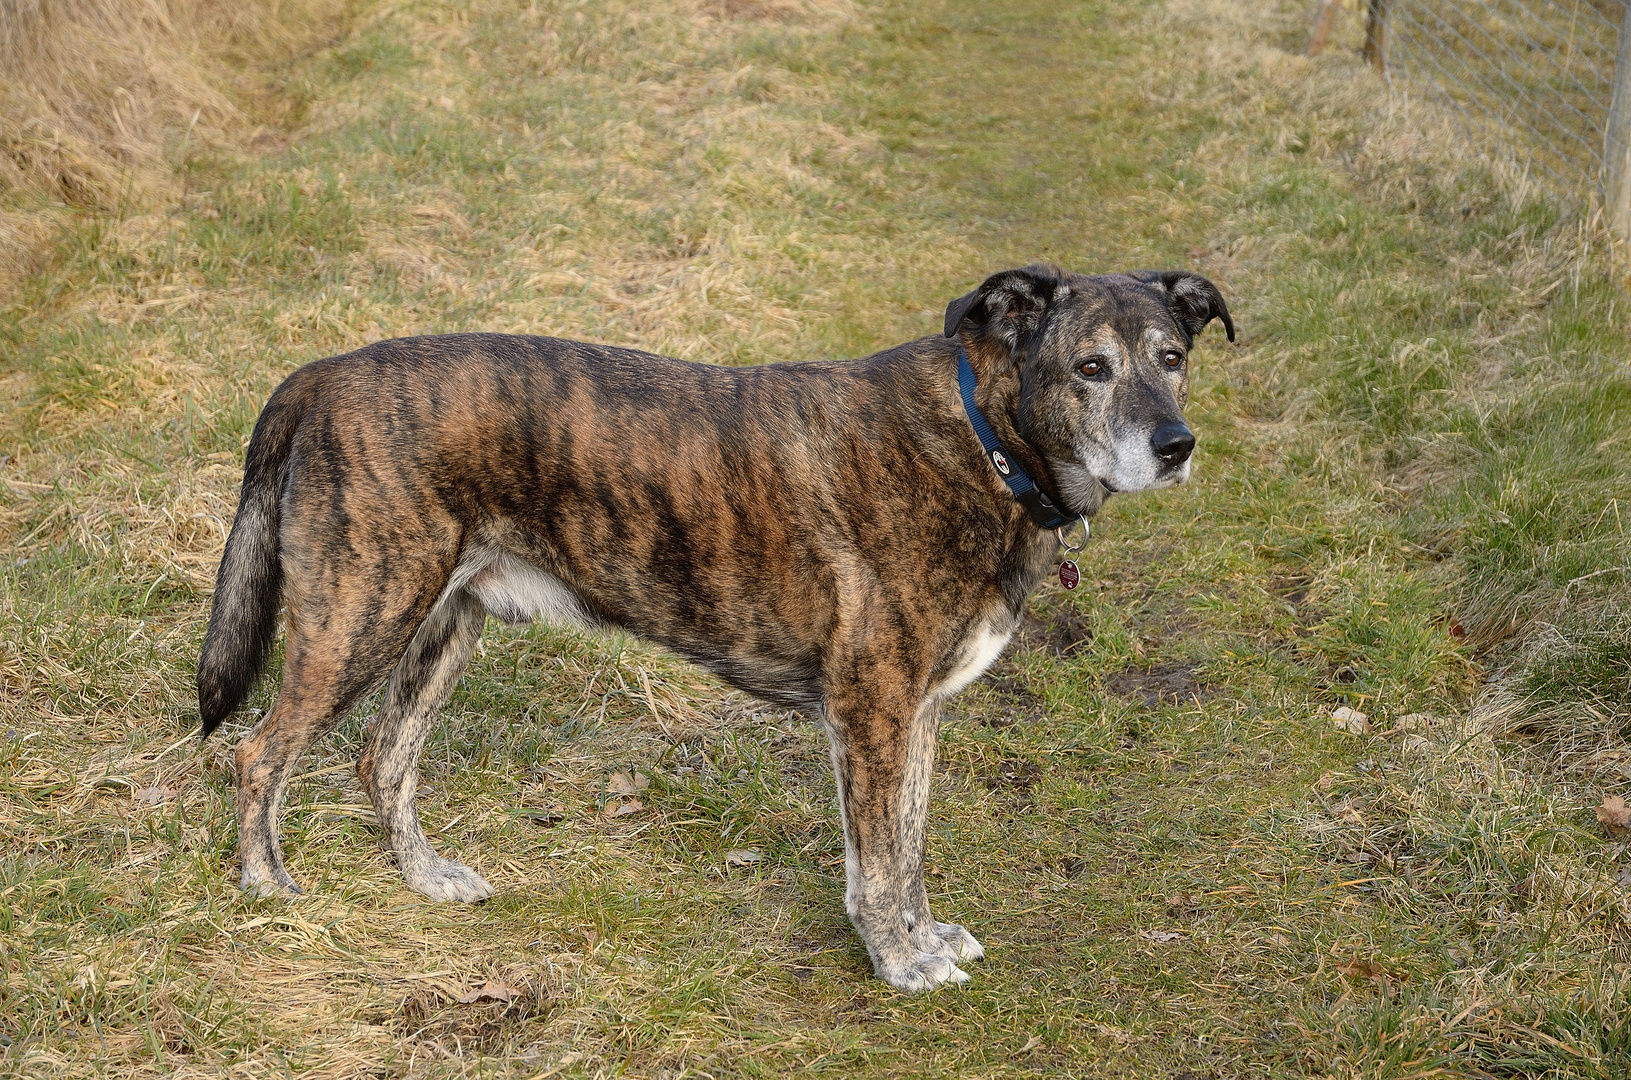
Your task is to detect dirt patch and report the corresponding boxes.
[983,757,1042,794]
[1270,574,1311,608]
[986,672,1044,707]
[971,672,1047,728]
[1012,606,1094,658]
[1105,662,1211,708]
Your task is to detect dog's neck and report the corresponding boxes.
[956,349,1073,529]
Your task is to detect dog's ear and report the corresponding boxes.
[1127,270,1235,345]
[944,264,1071,350]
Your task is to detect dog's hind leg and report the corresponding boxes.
[825,675,971,993]
[235,688,331,896]
[898,699,984,965]
[357,589,491,902]
[235,602,427,897]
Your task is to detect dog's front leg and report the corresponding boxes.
[825,690,972,993]
[898,699,984,965]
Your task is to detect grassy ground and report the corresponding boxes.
[0,0,353,292]
[3,0,1631,1075]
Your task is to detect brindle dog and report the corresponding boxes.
[198,264,1232,992]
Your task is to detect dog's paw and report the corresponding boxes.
[875,951,972,994]
[915,920,984,962]
[239,868,303,898]
[404,857,494,903]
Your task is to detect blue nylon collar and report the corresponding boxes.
[956,350,1073,530]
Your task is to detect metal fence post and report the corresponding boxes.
[1362,0,1390,74]
[1606,1,1631,244]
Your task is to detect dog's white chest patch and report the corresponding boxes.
[933,619,1013,698]
[465,552,587,627]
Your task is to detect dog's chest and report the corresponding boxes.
[931,614,1015,699]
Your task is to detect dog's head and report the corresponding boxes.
[945,264,1233,515]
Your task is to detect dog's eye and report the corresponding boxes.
[1078,359,1105,377]
[1163,350,1185,368]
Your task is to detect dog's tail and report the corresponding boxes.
[197,374,313,737]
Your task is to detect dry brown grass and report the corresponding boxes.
[0,0,349,287]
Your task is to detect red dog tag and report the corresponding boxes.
[1059,560,1080,590]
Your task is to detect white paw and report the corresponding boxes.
[404,857,494,902]
[239,869,302,898]
[876,951,972,993]
[934,922,985,962]
[909,919,984,962]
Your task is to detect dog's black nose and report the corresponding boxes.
[1151,422,1195,465]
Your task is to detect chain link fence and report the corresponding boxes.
[1312,0,1631,219]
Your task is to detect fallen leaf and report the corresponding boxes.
[1336,958,1386,982]
[1266,933,1293,948]
[1140,929,1181,943]
[133,787,177,806]
[725,848,761,868]
[1315,772,1336,792]
[603,798,643,818]
[608,771,651,796]
[1332,706,1371,735]
[1598,795,1631,836]
[457,980,518,1004]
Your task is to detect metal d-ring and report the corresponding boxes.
[1055,515,1089,553]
